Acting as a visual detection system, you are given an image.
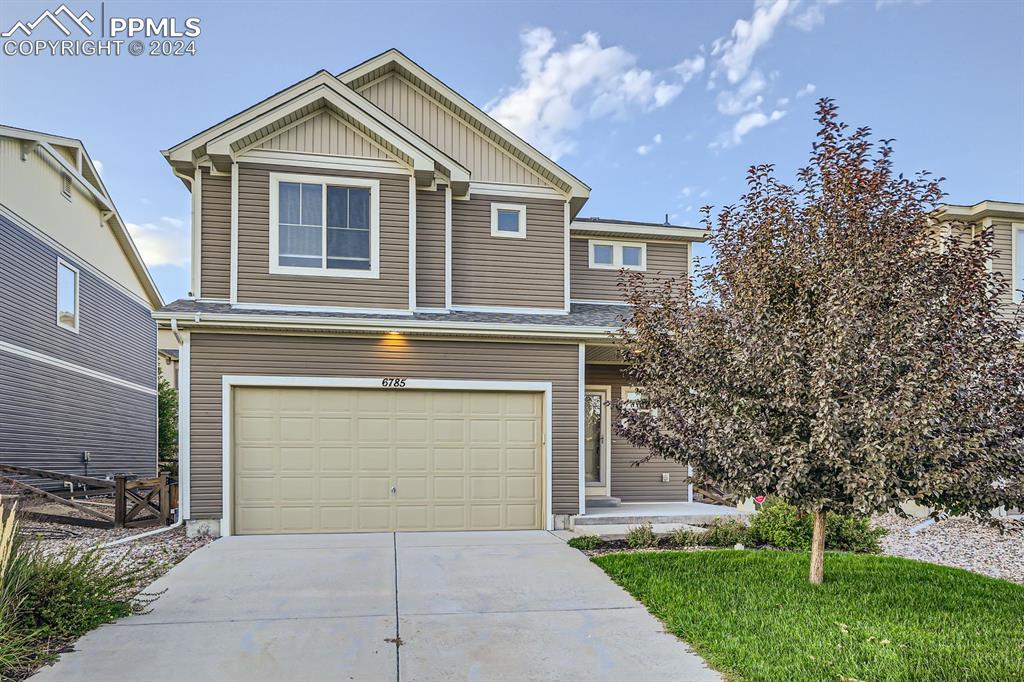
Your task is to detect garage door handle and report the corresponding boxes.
[390,485,397,495]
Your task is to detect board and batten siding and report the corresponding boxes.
[586,363,690,502]
[200,169,231,299]
[452,194,565,309]
[570,238,690,302]
[257,110,391,159]
[416,186,446,308]
[235,163,410,309]
[188,333,580,518]
[0,212,157,485]
[358,74,549,187]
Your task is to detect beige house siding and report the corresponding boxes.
[991,220,1016,309]
[188,333,580,518]
[257,110,391,159]
[358,74,550,187]
[235,163,410,309]
[586,363,690,502]
[199,169,231,299]
[570,238,689,302]
[452,194,565,309]
[416,187,446,308]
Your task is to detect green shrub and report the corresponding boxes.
[567,534,602,551]
[625,522,658,548]
[668,527,704,547]
[702,518,750,547]
[12,547,142,640]
[747,499,887,553]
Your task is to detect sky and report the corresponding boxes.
[1,0,1022,304]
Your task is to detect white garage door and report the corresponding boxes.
[231,386,544,534]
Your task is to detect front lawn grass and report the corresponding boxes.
[593,550,1024,682]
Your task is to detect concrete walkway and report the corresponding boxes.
[32,531,719,681]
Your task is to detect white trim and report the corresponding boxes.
[571,221,708,241]
[577,343,586,515]
[229,164,238,302]
[193,167,203,298]
[571,299,630,307]
[230,301,414,316]
[408,177,417,309]
[588,239,647,272]
[268,171,381,279]
[444,184,452,309]
[490,202,527,239]
[0,205,151,309]
[239,148,410,176]
[686,241,694,283]
[583,384,613,497]
[471,181,566,200]
[1012,222,1022,304]
[411,307,450,314]
[219,376,554,536]
[449,304,568,316]
[563,202,571,313]
[0,340,156,396]
[55,257,79,333]
[177,331,192,519]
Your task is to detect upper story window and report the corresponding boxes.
[60,172,72,201]
[56,258,79,333]
[491,203,527,238]
[588,240,647,271]
[269,172,380,279]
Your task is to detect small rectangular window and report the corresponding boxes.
[490,203,527,238]
[61,173,72,201]
[588,240,647,271]
[56,259,79,332]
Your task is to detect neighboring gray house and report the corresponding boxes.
[0,125,163,488]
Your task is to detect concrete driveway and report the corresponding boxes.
[33,531,718,681]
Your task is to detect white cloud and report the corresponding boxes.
[674,54,706,83]
[681,186,694,197]
[731,109,786,145]
[488,28,687,160]
[636,132,663,155]
[126,216,189,268]
[92,159,104,176]
[796,82,817,97]
[716,70,768,115]
[776,96,790,107]
[711,0,793,84]
[791,0,841,31]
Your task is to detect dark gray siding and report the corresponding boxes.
[0,353,157,482]
[0,212,157,484]
[0,213,157,386]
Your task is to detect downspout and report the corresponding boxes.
[97,516,184,549]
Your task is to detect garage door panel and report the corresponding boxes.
[233,387,543,534]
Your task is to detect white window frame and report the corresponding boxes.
[490,202,527,239]
[1013,222,1023,304]
[589,239,647,271]
[55,257,79,333]
[269,171,381,279]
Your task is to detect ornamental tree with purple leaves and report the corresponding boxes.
[615,100,1024,584]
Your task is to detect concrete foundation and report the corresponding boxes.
[552,514,575,530]
[186,518,221,538]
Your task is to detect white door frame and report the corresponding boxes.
[583,384,612,497]
[220,375,553,537]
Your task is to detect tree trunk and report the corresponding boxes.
[809,510,826,585]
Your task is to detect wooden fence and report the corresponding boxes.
[0,464,171,529]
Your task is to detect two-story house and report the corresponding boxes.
[155,49,708,537]
[0,125,162,488]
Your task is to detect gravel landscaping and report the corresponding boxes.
[873,513,1024,585]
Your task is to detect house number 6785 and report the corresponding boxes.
[382,378,407,388]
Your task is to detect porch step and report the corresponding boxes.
[585,496,621,508]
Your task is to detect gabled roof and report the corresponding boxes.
[937,200,1024,222]
[0,124,163,308]
[339,49,591,215]
[163,71,471,193]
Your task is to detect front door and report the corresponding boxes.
[584,386,611,496]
